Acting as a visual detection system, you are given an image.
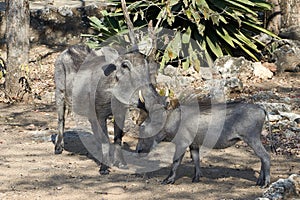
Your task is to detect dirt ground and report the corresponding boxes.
[0,45,299,200]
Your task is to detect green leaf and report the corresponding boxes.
[216,28,235,47]
[133,12,139,22]
[84,0,278,63]
[157,7,167,21]
[186,8,192,20]
[206,35,223,57]
[224,0,257,16]
[252,0,272,10]
[195,0,209,7]
[232,38,259,61]
[234,31,258,51]
[234,0,255,7]
[193,58,201,72]
[195,0,211,19]
[182,27,191,44]
[219,15,228,24]
[166,32,182,60]
[197,23,206,36]
[242,21,280,39]
[191,7,201,23]
[88,16,109,32]
[170,0,179,6]
[182,60,190,70]
[183,0,189,7]
[211,14,220,25]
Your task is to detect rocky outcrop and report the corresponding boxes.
[213,56,273,94]
[256,174,300,200]
[156,56,276,100]
[279,25,300,41]
[270,39,300,73]
[0,1,107,48]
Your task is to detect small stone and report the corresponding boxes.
[200,67,213,80]
[268,114,282,122]
[284,129,296,138]
[253,62,273,79]
[26,124,36,130]
[56,186,63,190]
[106,186,125,194]
[262,62,277,72]
[278,111,300,122]
[163,65,178,76]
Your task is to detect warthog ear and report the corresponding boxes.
[102,64,117,76]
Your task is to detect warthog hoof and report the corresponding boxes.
[54,145,63,154]
[161,178,175,185]
[99,165,110,175]
[257,176,270,188]
[192,176,200,183]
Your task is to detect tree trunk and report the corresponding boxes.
[280,0,300,29]
[265,0,281,34]
[5,0,30,101]
[265,0,300,35]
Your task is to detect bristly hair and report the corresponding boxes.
[168,90,246,110]
[68,44,92,71]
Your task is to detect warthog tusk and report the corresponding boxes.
[139,90,145,104]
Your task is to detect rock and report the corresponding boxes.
[178,76,195,87]
[262,62,277,73]
[278,111,300,122]
[253,62,273,79]
[156,65,201,99]
[105,186,126,194]
[279,25,300,41]
[290,127,300,133]
[260,102,292,114]
[163,65,178,76]
[0,1,106,47]
[283,129,296,138]
[256,174,300,200]
[213,56,254,94]
[268,114,282,122]
[156,73,175,86]
[200,67,213,80]
[224,77,243,93]
[251,91,281,101]
[281,97,291,104]
[29,130,54,142]
[270,39,300,73]
[57,6,73,17]
[184,66,202,79]
[213,56,253,82]
[254,33,273,44]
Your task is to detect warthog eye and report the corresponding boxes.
[121,60,132,70]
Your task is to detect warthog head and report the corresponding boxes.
[110,51,165,110]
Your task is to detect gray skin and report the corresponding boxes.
[136,101,271,188]
[54,44,165,174]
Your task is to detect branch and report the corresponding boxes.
[120,0,137,49]
[148,20,156,61]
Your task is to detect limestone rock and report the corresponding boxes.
[271,40,300,73]
[256,174,300,200]
[253,62,273,79]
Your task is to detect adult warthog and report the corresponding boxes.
[136,100,271,187]
[54,44,165,174]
